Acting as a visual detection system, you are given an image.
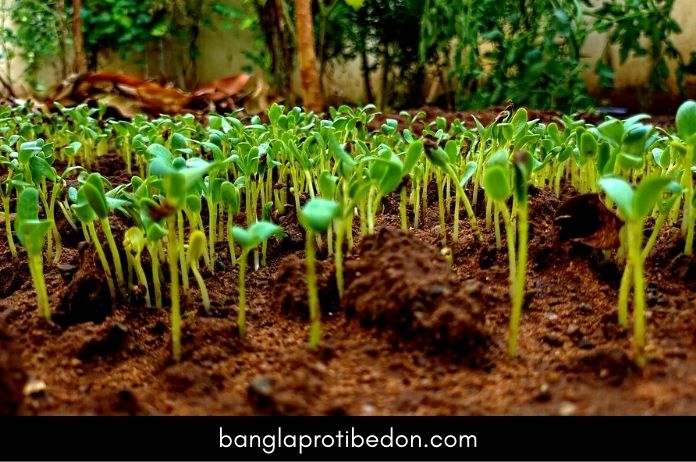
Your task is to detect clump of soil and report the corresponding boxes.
[343,227,490,358]
[0,320,26,415]
[247,350,327,415]
[273,254,340,317]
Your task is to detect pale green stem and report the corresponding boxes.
[306,230,321,348]
[88,222,116,303]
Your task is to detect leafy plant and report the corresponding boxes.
[15,187,52,320]
[231,221,284,338]
[187,230,210,314]
[300,198,340,348]
[590,0,693,98]
[599,175,677,366]
[124,226,151,308]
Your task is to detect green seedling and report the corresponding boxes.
[483,150,517,293]
[221,180,241,267]
[82,173,127,297]
[426,146,482,243]
[231,221,284,338]
[147,143,214,361]
[71,185,118,304]
[124,227,151,308]
[676,100,696,254]
[300,198,340,348]
[599,175,677,366]
[188,230,210,314]
[15,187,52,320]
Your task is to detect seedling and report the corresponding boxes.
[426,145,482,243]
[300,198,340,348]
[147,143,214,361]
[81,173,126,297]
[599,175,677,366]
[124,227,151,308]
[15,187,52,320]
[231,221,284,338]
[187,230,210,314]
[675,100,696,254]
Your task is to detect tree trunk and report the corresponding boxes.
[294,0,323,112]
[71,0,87,74]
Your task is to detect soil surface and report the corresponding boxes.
[2,109,696,416]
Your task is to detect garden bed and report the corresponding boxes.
[2,107,696,416]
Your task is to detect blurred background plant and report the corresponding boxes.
[2,0,696,112]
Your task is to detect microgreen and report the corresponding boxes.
[599,175,678,366]
[15,187,52,320]
[231,221,284,338]
[300,198,340,348]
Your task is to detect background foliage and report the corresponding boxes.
[2,0,696,110]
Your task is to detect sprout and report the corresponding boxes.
[599,175,678,366]
[483,150,516,294]
[221,180,241,267]
[72,184,118,304]
[147,144,215,361]
[426,146,482,244]
[187,230,210,314]
[676,100,696,254]
[124,227,151,308]
[15,187,52,320]
[300,198,340,348]
[231,221,284,338]
[82,173,126,297]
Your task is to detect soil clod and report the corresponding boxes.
[343,228,490,359]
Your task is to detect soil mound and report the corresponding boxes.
[343,227,490,357]
[273,254,340,318]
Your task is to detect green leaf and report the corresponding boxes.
[483,165,511,201]
[188,231,207,262]
[82,173,109,219]
[232,221,283,250]
[220,181,240,214]
[425,147,449,169]
[231,227,257,249]
[344,0,365,9]
[248,221,283,242]
[147,143,173,162]
[598,176,634,220]
[579,132,598,157]
[124,227,146,254]
[597,118,624,145]
[300,198,340,233]
[460,161,478,187]
[402,140,423,174]
[676,100,696,142]
[318,171,338,199]
[633,176,675,219]
[15,187,52,256]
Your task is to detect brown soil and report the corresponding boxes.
[2,111,696,416]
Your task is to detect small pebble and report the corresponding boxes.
[69,358,81,367]
[536,383,552,402]
[578,338,595,350]
[559,401,577,416]
[360,404,377,415]
[23,378,46,397]
[567,324,580,336]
